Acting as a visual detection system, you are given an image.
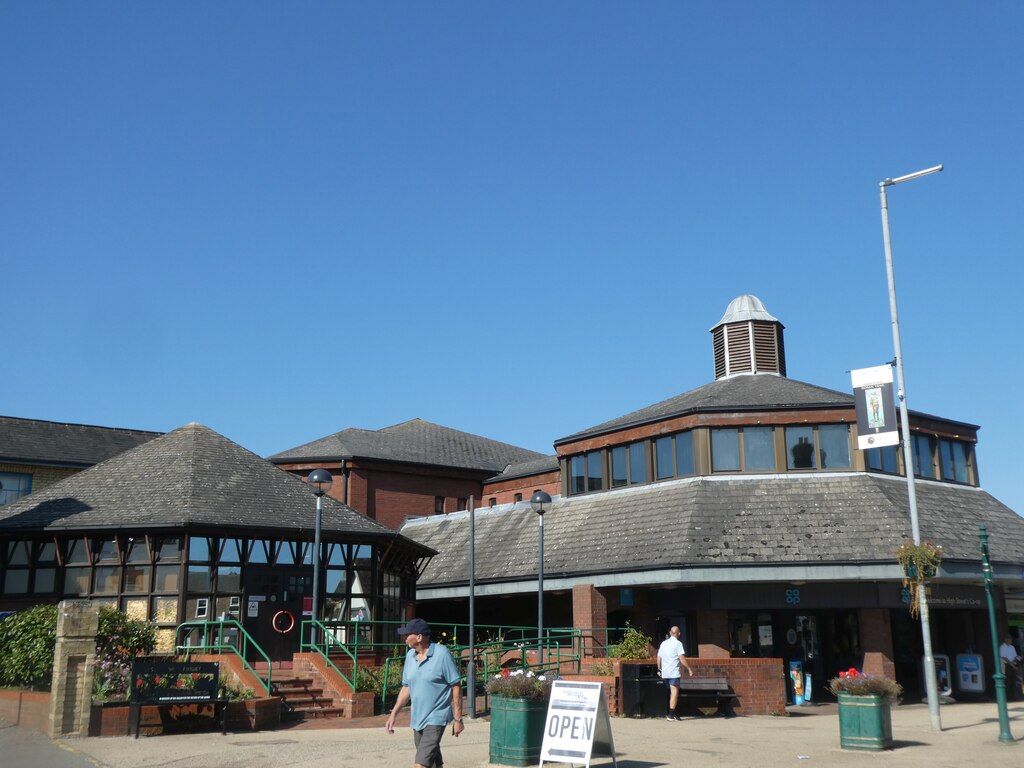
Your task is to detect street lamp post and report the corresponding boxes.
[879,163,943,731]
[979,525,1014,743]
[531,490,552,662]
[307,469,333,646]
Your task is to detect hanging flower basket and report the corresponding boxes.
[896,540,942,618]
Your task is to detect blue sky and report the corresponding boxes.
[2,3,1022,518]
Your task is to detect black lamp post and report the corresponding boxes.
[530,490,552,659]
[307,469,333,645]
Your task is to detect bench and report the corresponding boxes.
[129,660,227,738]
[675,677,737,717]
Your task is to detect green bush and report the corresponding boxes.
[0,604,58,690]
[611,623,653,660]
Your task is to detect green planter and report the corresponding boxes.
[489,695,549,766]
[837,693,893,751]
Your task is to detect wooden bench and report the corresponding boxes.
[675,677,737,717]
[129,660,227,738]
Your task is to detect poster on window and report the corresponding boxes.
[851,365,899,450]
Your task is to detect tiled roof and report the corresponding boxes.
[269,418,546,473]
[0,415,160,467]
[485,455,560,483]
[0,423,426,548]
[402,473,1024,587]
[556,376,853,444]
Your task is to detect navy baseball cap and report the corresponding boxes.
[397,618,431,636]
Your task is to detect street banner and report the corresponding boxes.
[851,364,899,450]
[540,680,617,767]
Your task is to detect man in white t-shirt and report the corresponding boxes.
[1000,634,1022,700]
[657,626,694,720]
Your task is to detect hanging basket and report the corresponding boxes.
[896,540,942,619]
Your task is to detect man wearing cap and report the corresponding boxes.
[386,618,464,768]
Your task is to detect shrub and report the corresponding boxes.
[355,664,403,698]
[219,680,256,701]
[0,604,58,689]
[611,624,653,660]
[828,668,902,703]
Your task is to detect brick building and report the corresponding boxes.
[401,295,1024,700]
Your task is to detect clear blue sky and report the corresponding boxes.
[2,3,1022,518]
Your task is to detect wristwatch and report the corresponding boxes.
[454,718,463,723]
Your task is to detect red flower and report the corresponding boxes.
[155,676,162,684]
[192,673,199,680]
[176,680,184,688]
[502,669,511,678]
[136,678,143,686]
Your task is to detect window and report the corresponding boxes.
[457,498,467,511]
[655,436,673,480]
[675,432,695,477]
[628,442,645,484]
[939,438,971,483]
[818,425,851,469]
[713,427,776,472]
[489,497,497,507]
[711,429,740,471]
[514,493,522,503]
[866,445,899,474]
[0,472,31,506]
[571,451,605,494]
[434,496,445,515]
[913,434,937,478]
[785,427,816,470]
[743,427,775,471]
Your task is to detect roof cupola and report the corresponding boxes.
[710,295,786,379]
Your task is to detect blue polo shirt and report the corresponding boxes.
[402,642,461,731]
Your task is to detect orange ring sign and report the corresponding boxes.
[272,610,295,634]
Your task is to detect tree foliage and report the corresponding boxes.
[0,604,58,690]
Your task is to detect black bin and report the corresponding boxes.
[620,663,665,717]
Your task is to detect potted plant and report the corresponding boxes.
[896,540,943,618]
[486,669,554,766]
[829,667,902,751]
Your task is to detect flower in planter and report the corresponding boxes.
[828,668,902,703]
[485,668,556,700]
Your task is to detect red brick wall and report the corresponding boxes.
[696,610,731,659]
[481,471,561,506]
[0,689,50,733]
[859,608,896,679]
[572,584,609,656]
[618,657,786,716]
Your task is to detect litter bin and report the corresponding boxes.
[621,663,664,717]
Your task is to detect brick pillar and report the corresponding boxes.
[696,610,731,659]
[572,584,608,657]
[48,600,100,738]
[859,608,896,679]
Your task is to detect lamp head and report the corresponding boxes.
[307,469,333,497]
[530,490,552,516]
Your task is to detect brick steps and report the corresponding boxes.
[270,674,344,721]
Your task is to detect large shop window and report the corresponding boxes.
[712,427,776,472]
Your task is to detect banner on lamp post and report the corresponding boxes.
[851,364,899,450]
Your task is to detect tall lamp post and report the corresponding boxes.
[531,490,552,661]
[879,163,943,731]
[979,525,1014,743]
[307,469,333,645]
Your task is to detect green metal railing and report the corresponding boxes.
[299,619,359,690]
[174,619,272,696]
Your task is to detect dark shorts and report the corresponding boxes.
[413,724,446,768]
[663,677,681,688]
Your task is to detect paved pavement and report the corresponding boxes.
[3,701,1023,768]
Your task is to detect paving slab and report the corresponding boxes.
[3,701,1023,768]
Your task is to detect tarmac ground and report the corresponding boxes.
[2,700,1023,768]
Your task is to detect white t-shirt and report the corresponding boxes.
[658,636,686,678]
[1000,641,1019,664]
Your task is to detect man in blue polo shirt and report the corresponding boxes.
[385,618,464,768]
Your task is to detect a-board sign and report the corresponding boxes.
[540,680,617,767]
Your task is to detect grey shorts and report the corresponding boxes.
[413,724,446,768]
[663,677,681,688]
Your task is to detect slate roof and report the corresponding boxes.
[402,473,1024,587]
[555,375,977,445]
[484,455,561,483]
[269,418,546,473]
[0,422,429,551]
[0,415,160,467]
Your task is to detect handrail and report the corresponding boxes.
[174,619,272,696]
[299,619,357,690]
